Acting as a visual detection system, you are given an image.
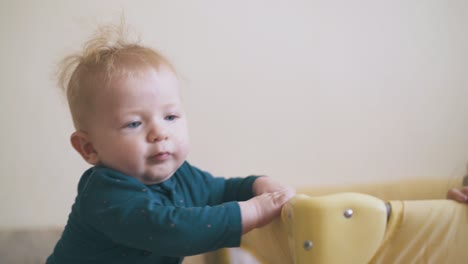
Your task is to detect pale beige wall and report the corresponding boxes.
[1,0,467,228]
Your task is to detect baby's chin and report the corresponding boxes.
[139,173,173,185]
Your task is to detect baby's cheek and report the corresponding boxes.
[118,144,145,165]
[174,132,190,152]
[176,140,190,161]
[174,138,190,162]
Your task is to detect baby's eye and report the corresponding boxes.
[165,115,178,121]
[126,121,142,128]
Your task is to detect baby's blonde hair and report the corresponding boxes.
[58,23,176,130]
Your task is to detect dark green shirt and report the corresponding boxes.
[47,161,259,264]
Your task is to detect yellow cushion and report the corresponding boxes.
[237,177,466,264]
[282,193,387,264]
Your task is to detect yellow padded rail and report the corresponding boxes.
[282,193,387,264]
[234,177,466,264]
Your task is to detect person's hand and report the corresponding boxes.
[447,187,468,203]
[239,189,295,234]
[252,176,296,196]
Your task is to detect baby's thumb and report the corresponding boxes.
[272,189,296,207]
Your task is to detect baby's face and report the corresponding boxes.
[87,67,189,184]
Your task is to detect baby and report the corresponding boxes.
[47,25,295,264]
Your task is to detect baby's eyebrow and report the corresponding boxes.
[162,103,181,110]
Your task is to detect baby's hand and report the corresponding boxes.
[252,176,296,196]
[447,187,468,203]
[239,189,295,234]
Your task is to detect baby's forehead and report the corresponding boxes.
[91,66,181,105]
[111,66,179,91]
[90,63,177,91]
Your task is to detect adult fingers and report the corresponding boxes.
[447,188,468,203]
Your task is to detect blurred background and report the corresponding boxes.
[1,0,467,230]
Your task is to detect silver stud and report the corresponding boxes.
[303,240,313,251]
[344,209,353,218]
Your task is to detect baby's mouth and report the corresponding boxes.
[148,152,171,162]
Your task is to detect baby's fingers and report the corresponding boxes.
[271,189,296,207]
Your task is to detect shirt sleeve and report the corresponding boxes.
[79,169,243,257]
[182,163,260,204]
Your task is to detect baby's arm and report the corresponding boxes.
[186,165,296,234]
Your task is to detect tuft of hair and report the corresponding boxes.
[57,22,176,130]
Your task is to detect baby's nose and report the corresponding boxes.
[147,123,169,142]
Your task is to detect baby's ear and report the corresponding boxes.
[70,131,100,165]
